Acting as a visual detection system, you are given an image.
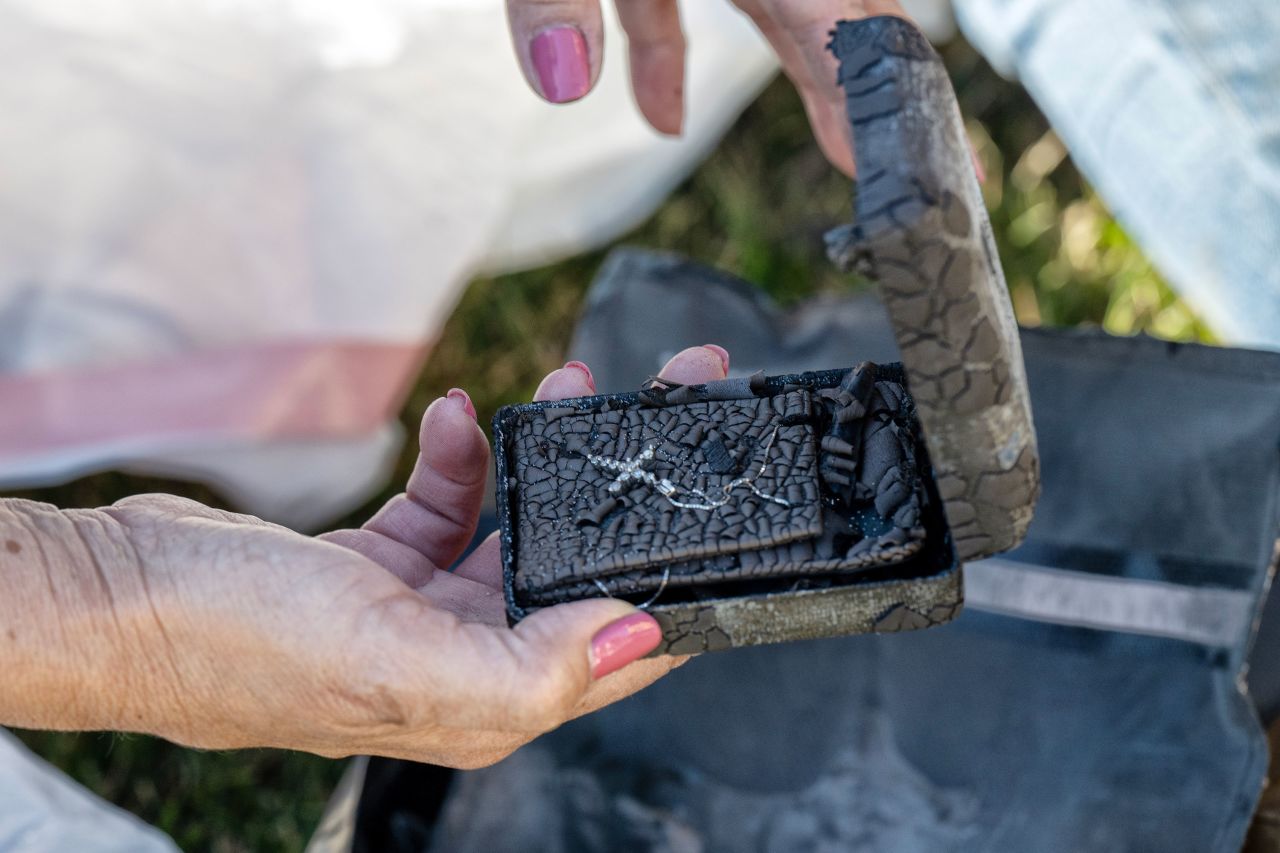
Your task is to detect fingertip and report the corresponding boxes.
[658,345,729,385]
[530,25,593,103]
[423,392,483,436]
[617,0,685,136]
[534,361,596,401]
[644,99,684,137]
[632,48,685,136]
[446,388,477,421]
[418,394,489,472]
[589,612,662,679]
[813,98,857,177]
[970,142,987,185]
[701,344,730,375]
[648,99,685,137]
[563,361,596,392]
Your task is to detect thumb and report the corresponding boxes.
[467,600,662,734]
[517,599,663,681]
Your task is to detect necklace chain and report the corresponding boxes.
[585,425,791,511]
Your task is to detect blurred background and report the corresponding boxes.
[4,28,1211,853]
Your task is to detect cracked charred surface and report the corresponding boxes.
[826,17,1040,560]
[509,372,930,607]
[647,568,963,656]
[511,392,823,601]
[496,365,963,651]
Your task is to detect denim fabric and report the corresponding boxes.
[953,0,1280,351]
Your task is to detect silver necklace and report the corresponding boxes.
[585,424,792,512]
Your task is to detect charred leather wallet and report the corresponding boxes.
[493,15,1042,654]
[494,365,962,654]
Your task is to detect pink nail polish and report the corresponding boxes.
[590,613,662,679]
[970,144,987,185]
[530,26,591,103]
[702,344,730,375]
[564,361,596,393]
[446,388,477,421]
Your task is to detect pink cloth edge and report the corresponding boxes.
[0,340,428,463]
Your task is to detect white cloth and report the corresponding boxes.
[0,0,778,529]
[0,732,177,852]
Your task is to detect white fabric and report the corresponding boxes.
[0,0,959,529]
[0,731,178,852]
[0,0,779,526]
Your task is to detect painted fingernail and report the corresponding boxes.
[564,361,596,393]
[702,344,730,375]
[970,143,987,185]
[590,613,662,679]
[446,388,477,421]
[530,26,591,104]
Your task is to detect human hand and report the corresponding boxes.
[505,0,907,175]
[2,346,730,768]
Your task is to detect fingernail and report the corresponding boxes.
[702,344,730,375]
[970,144,987,185]
[530,26,591,104]
[590,613,662,679]
[446,388,477,421]
[564,361,596,393]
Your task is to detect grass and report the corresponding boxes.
[5,36,1209,851]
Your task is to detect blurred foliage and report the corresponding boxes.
[7,35,1212,852]
[943,42,1215,344]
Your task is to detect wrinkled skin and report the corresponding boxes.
[0,346,729,769]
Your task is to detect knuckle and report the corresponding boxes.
[106,494,186,525]
[110,493,202,516]
[107,494,270,530]
[394,490,471,546]
[327,661,416,734]
[326,598,432,733]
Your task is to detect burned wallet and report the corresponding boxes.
[494,15,1042,655]
[494,365,962,655]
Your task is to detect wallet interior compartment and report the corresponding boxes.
[497,365,944,617]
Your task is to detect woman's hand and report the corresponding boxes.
[505,0,907,175]
[0,345,731,769]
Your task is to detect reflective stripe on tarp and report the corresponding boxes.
[965,558,1257,648]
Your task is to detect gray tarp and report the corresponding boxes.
[410,249,1280,853]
